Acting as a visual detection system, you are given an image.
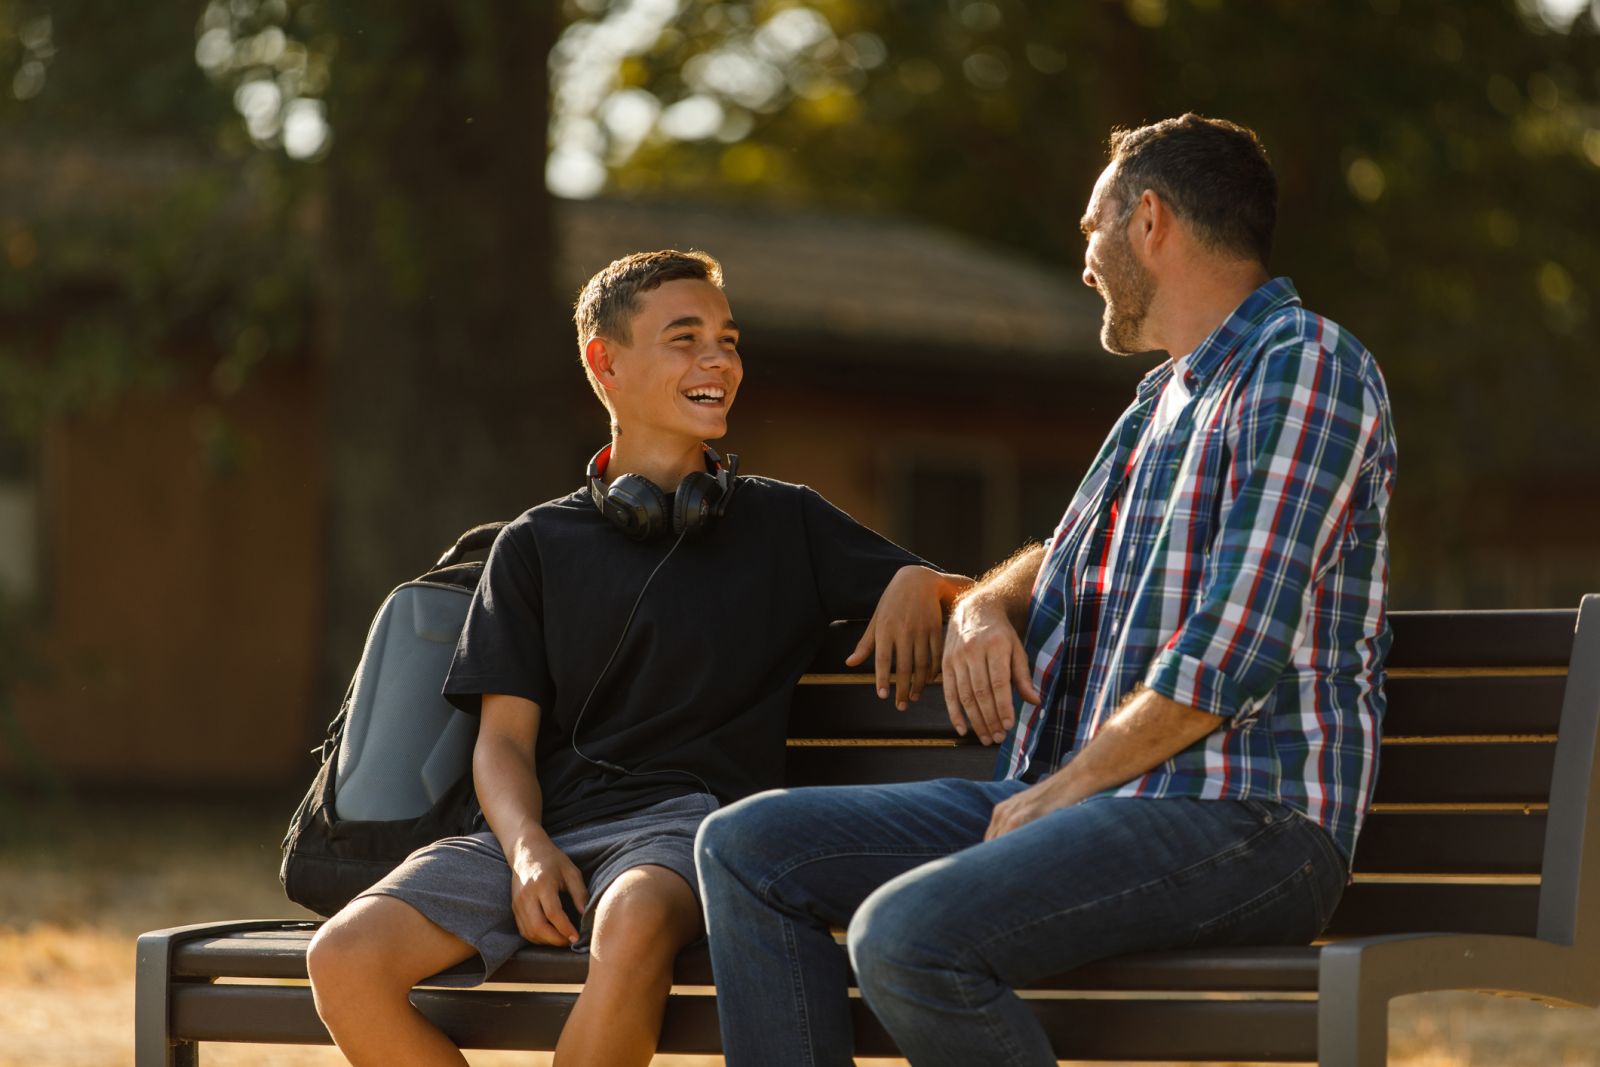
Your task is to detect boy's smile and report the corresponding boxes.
[606,277,743,444]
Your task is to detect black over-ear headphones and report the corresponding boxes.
[586,443,740,541]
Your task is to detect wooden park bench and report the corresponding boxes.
[136,598,1600,1065]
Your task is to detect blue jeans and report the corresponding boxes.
[695,777,1346,1067]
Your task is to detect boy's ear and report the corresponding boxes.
[584,336,619,393]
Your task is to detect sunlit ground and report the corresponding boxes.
[3,798,1597,1067]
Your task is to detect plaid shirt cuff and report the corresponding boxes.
[1143,649,1247,719]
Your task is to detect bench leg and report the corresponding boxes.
[135,929,202,1067]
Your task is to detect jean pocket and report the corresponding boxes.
[1190,859,1325,948]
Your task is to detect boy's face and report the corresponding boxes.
[605,278,742,442]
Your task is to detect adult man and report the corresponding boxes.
[696,115,1397,1066]
[305,249,967,1067]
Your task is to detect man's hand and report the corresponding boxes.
[984,686,1226,839]
[847,565,970,710]
[984,775,1074,840]
[508,836,590,947]
[942,594,1043,745]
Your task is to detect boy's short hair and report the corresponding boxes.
[1107,114,1277,267]
[573,249,725,408]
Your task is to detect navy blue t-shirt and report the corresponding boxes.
[443,476,925,834]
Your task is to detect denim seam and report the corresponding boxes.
[754,846,957,900]
[779,915,816,1067]
[947,955,1032,1067]
[953,808,1287,968]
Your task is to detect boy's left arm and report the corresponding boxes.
[847,565,972,710]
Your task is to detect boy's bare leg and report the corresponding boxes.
[307,894,478,1067]
[553,864,703,1067]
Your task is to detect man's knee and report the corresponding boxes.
[846,878,935,987]
[694,789,789,882]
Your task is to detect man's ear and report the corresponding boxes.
[584,336,619,394]
[1135,188,1170,261]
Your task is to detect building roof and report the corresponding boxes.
[556,196,1107,368]
[7,142,1112,373]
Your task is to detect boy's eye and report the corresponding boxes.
[672,334,693,343]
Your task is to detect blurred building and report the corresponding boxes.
[3,186,1136,791]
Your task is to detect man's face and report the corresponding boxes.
[606,277,743,441]
[1081,164,1156,356]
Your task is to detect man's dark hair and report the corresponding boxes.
[1107,114,1277,266]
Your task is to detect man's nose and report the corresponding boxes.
[1082,265,1098,289]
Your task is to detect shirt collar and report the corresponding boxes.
[1133,276,1300,400]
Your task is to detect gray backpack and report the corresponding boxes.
[279,523,504,917]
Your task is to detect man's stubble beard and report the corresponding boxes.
[1097,231,1156,357]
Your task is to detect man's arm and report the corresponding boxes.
[940,543,1046,744]
[984,686,1221,839]
[846,565,973,710]
[475,694,589,946]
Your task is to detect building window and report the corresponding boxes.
[885,443,1018,579]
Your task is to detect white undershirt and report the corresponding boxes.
[1102,355,1193,583]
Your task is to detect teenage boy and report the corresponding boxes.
[697,115,1398,1066]
[305,249,969,1067]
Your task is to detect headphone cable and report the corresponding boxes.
[568,527,712,796]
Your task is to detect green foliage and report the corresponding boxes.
[0,0,315,442]
[558,0,1600,603]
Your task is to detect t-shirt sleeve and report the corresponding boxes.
[442,523,554,714]
[798,486,928,620]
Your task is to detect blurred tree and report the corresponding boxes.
[2,1,575,726]
[309,3,576,702]
[555,0,1600,605]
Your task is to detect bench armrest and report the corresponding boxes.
[136,920,322,1067]
[1316,931,1598,1067]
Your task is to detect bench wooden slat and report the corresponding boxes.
[784,742,997,784]
[170,976,1321,1060]
[1351,811,1546,874]
[1383,674,1566,736]
[1371,744,1554,804]
[784,741,1557,807]
[811,610,1579,678]
[791,672,1569,741]
[1384,609,1577,670]
[173,928,1322,993]
[1322,882,1538,938]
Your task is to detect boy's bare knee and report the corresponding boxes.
[589,867,700,970]
[308,914,388,1007]
[308,897,457,1013]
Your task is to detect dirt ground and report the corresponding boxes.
[2,796,1598,1067]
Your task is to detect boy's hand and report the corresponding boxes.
[508,836,590,947]
[847,565,956,710]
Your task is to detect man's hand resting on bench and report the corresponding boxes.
[941,544,1046,745]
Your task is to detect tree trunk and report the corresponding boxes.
[317,5,585,718]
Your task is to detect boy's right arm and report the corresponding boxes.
[475,694,590,946]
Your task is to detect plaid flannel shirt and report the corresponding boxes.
[995,277,1397,862]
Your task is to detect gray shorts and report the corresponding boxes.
[358,791,718,985]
